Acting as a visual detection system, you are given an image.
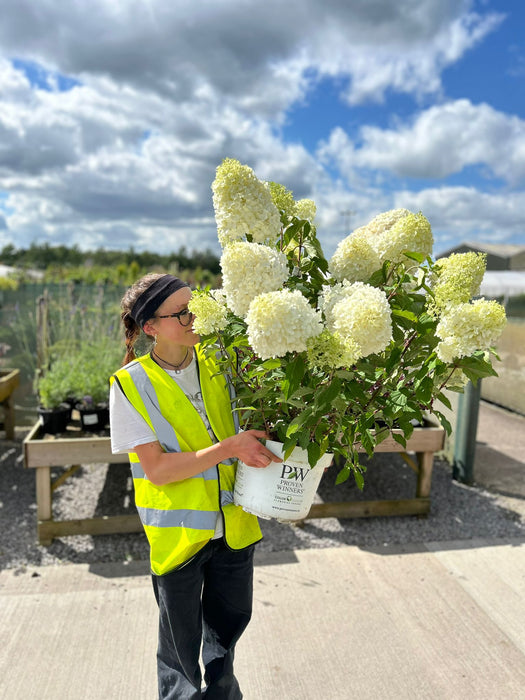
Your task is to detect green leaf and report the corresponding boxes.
[374,426,390,445]
[436,392,452,410]
[415,376,433,404]
[282,435,298,459]
[335,464,351,485]
[403,251,426,263]
[358,422,375,457]
[397,419,414,440]
[307,441,321,467]
[315,376,342,410]
[392,309,418,323]
[385,346,403,373]
[416,314,437,332]
[282,355,306,400]
[392,432,407,448]
[262,358,282,370]
[457,356,498,380]
[353,470,365,491]
[389,390,408,407]
[433,410,452,435]
[297,430,311,449]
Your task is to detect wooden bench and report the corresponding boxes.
[24,419,445,545]
[0,368,20,440]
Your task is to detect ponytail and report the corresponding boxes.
[121,312,140,366]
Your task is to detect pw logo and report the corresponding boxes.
[281,464,309,481]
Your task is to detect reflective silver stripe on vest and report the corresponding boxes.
[136,506,217,530]
[220,489,234,506]
[127,363,181,453]
[221,457,236,466]
[131,462,146,479]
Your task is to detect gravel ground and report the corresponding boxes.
[1,428,524,572]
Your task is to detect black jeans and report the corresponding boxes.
[151,538,255,700]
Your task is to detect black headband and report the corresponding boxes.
[130,275,190,328]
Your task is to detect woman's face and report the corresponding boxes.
[145,288,200,347]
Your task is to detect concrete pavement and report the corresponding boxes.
[1,538,525,700]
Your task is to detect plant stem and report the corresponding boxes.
[437,362,461,392]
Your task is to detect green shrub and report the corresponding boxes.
[37,357,78,409]
[71,338,124,406]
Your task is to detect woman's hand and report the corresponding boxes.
[223,429,283,469]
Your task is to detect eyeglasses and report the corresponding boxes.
[155,308,194,326]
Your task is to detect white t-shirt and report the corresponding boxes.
[109,354,223,538]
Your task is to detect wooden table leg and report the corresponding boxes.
[416,451,434,499]
[36,467,53,545]
[2,396,15,440]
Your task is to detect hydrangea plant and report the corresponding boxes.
[189,159,506,488]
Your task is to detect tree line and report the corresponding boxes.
[1,242,220,274]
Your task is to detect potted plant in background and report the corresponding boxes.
[73,339,123,431]
[36,356,77,434]
[188,158,507,521]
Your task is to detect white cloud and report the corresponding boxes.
[0,58,319,251]
[312,4,503,104]
[395,186,525,253]
[0,0,516,254]
[319,100,525,186]
[0,0,503,112]
[356,100,525,184]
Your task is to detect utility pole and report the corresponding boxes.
[340,210,355,236]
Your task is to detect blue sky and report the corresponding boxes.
[0,0,524,259]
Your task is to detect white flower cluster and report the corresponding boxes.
[374,212,433,264]
[329,234,381,283]
[212,159,281,247]
[245,289,321,359]
[356,208,411,238]
[295,199,316,222]
[321,282,392,359]
[306,330,360,369]
[188,292,228,336]
[220,242,288,317]
[436,299,507,363]
[328,209,433,283]
[431,252,486,313]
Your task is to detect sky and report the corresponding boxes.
[0,0,524,260]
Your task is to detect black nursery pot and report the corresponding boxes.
[77,403,109,431]
[37,404,72,435]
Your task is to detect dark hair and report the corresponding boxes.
[120,273,165,366]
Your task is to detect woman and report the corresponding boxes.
[109,272,280,699]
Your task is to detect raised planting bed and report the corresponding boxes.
[23,419,136,545]
[304,419,445,521]
[0,368,20,440]
[23,417,445,545]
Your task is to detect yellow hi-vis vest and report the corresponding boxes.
[111,345,262,575]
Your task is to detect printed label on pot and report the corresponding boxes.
[234,445,332,521]
[82,413,99,426]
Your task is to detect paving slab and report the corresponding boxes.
[1,539,525,700]
[475,402,525,498]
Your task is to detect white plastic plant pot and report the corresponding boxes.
[233,439,333,521]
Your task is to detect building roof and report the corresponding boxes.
[0,264,44,280]
[438,241,525,259]
[480,271,525,298]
